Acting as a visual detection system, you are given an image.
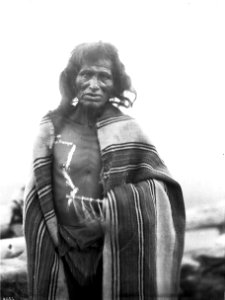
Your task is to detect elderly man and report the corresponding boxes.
[24,42,185,299]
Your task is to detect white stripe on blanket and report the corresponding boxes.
[155,180,176,298]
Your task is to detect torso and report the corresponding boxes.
[52,118,103,226]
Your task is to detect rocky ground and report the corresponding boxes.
[180,232,225,299]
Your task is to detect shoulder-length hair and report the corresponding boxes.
[57,42,136,115]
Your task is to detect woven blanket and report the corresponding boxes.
[24,106,185,299]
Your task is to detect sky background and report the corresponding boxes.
[0,0,224,208]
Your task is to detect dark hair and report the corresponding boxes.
[58,41,136,114]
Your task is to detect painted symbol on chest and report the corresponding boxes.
[54,135,79,207]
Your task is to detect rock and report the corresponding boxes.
[0,252,28,300]
[180,233,225,300]
[0,237,25,259]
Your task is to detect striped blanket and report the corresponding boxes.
[24,106,185,299]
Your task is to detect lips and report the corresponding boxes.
[83,93,102,100]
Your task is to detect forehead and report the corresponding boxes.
[79,59,112,73]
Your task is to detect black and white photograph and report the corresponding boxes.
[0,1,224,299]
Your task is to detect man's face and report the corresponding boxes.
[75,59,114,109]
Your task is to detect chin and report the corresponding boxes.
[81,100,107,110]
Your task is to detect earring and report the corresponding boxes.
[71,97,78,107]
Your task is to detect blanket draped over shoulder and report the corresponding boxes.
[24,107,185,300]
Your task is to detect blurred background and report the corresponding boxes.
[0,0,224,208]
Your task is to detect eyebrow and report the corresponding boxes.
[79,68,112,76]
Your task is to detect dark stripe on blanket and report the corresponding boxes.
[101,146,168,192]
[48,254,59,300]
[113,182,157,298]
[102,142,158,155]
[25,193,58,298]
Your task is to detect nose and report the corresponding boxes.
[89,77,100,91]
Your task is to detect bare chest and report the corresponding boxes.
[53,123,102,176]
[52,122,103,224]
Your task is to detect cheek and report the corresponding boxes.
[102,82,114,94]
[75,77,82,87]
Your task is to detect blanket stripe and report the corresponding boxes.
[108,191,120,299]
[131,185,144,299]
[48,254,59,300]
[25,192,57,299]
[97,115,132,128]
[104,180,160,299]
[102,142,159,155]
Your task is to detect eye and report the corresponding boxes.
[83,72,92,79]
[79,70,92,79]
[99,73,112,81]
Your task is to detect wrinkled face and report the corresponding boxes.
[75,59,114,109]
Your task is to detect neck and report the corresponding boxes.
[68,103,107,127]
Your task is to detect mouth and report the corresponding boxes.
[83,93,102,100]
